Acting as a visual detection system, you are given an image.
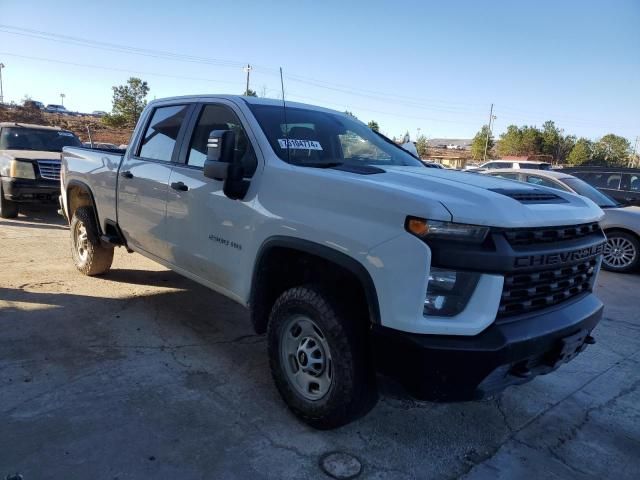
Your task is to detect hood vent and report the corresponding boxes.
[489,188,567,204]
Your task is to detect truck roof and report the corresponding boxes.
[0,122,63,131]
[147,94,345,116]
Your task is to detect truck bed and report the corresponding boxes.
[62,146,124,232]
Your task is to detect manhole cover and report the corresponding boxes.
[319,451,362,479]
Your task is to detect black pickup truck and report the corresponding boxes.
[0,122,82,218]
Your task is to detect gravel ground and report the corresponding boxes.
[1,207,639,480]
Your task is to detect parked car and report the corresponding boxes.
[45,104,68,114]
[471,160,552,172]
[560,166,640,207]
[91,111,108,117]
[485,168,640,273]
[23,100,45,110]
[0,122,82,218]
[61,95,605,428]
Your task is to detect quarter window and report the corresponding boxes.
[187,104,257,176]
[138,105,189,161]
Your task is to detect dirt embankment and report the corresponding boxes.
[0,106,133,145]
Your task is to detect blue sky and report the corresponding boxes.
[1,0,638,141]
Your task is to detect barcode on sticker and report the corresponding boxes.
[278,139,323,150]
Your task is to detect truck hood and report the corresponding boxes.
[372,166,604,228]
[1,149,62,161]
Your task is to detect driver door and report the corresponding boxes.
[164,102,259,299]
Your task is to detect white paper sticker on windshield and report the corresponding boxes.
[58,131,74,137]
[278,139,323,150]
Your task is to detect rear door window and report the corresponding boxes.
[138,105,190,162]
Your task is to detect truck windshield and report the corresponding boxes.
[562,177,620,208]
[249,104,423,168]
[0,127,82,152]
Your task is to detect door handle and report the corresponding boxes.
[171,181,189,192]
[120,170,133,179]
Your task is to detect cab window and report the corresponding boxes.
[187,104,257,176]
[138,105,190,161]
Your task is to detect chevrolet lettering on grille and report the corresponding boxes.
[514,243,604,268]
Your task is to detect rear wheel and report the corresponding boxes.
[70,206,114,275]
[602,231,640,273]
[267,285,376,429]
[0,184,19,219]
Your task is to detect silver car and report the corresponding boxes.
[485,169,640,273]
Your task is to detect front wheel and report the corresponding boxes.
[0,184,19,219]
[602,231,640,273]
[267,285,376,429]
[70,206,114,275]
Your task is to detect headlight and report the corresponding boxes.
[424,268,480,316]
[406,217,489,243]
[9,160,36,179]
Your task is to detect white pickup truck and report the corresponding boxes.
[61,95,605,428]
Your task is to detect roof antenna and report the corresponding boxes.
[279,67,291,164]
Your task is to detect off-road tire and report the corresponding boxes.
[70,206,114,275]
[267,285,376,429]
[0,184,19,219]
[602,230,640,273]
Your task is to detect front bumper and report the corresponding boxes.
[371,292,603,401]
[1,177,59,203]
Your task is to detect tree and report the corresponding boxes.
[497,125,543,157]
[105,77,149,128]
[470,125,494,160]
[497,125,523,156]
[520,126,543,156]
[344,110,357,118]
[244,88,257,97]
[367,120,380,132]
[415,135,428,158]
[541,120,561,160]
[557,134,576,164]
[592,134,631,166]
[567,138,593,165]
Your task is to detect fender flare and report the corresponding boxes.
[250,236,381,325]
[66,179,103,235]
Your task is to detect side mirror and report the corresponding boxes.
[202,129,250,200]
[203,130,235,181]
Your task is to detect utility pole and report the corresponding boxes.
[60,93,66,106]
[631,136,639,168]
[482,103,494,162]
[0,62,5,104]
[243,64,252,96]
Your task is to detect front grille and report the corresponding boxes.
[503,222,601,246]
[37,160,61,181]
[499,257,599,317]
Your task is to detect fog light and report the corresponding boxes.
[424,268,480,316]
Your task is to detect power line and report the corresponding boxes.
[1,24,632,132]
[0,51,243,87]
